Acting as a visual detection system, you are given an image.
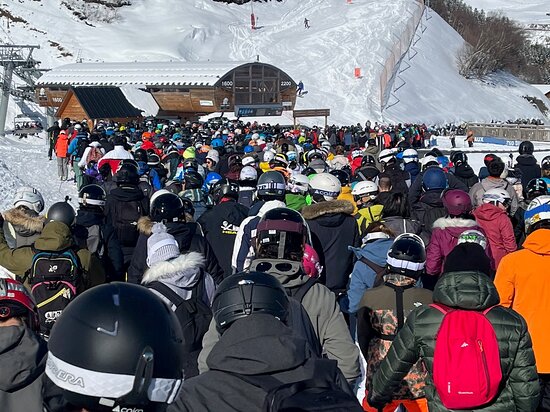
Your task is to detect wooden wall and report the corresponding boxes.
[56,93,89,123]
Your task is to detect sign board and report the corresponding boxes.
[199,100,214,107]
[235,104,283,117]
[293,109,331,117]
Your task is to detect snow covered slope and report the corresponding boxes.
[462,0,549,24]
[2,0,549,125]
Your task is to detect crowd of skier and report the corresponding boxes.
[0,116,548,411]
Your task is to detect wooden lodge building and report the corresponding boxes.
[36,61,298,124]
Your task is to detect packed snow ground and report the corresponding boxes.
[2,0,549,126]
[3,131,550,214]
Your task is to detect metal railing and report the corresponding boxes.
[467,123,550,142]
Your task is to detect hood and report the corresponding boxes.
[75,209,104,227]
[480,177,508,191]
[419,190,444,207]
[88,141,102,148]
[109,186,145,202]
[349,237,393,266]
[0,325,47,391]
[473,203,507,222]
[516,154,537,166]
[213,201,247,225]
[34,221,73,251]
[138,216,196,236]
[522,229,550,255]
[432,217,478,232]
[302,199,354,221]
[433,271,499,310]
[454,163,476,178]
[2,207,45,235]
[206,314,309,375]
[142,252,204,290]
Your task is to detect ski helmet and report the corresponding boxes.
[542,156,550,171]
[378,149,396,165]
[351,180,378,202]
[13,186,44,213]
[182,158,199,172]
[0,277,39,331]
[262,150,276,163]
[441,189,472,216]
[525,195,550,234]
[118,158,139,170]
[386,233,426,279]
[361,154,377,167]
[255,207,307,262]
[526,178,548,201]
[47,201,76,227]
[257,171,286,200]
[151,192,185,223]
[184,170,204,190]
[422,167,447,191]
[450,151,468,165]
[212,271,289,333]
[402,149,418,164]
[115,163,140,185]
[46,283,184,412]
[288,174,310,195]
[421,155,439,171]
[133,148,148,162]
[519,140,534,155]
[210,178,239,204]
[309,173,341,202]
[482,188,511,208]
[239,166,258,183]
[78,184,106,208]
[329,169,350,186]
[457,229,488,250]
[352,149,364,159]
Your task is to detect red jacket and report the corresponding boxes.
[55,132,69,158]
[473,204,517,268]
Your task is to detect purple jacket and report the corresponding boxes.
[426,217,485,276]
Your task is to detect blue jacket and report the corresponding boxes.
[347,238,393,313]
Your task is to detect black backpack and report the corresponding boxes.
[75,137,89,159]
[112,200,143,247]
[25,248,83,336]
[148,276,212,378]
[233,358,363,412]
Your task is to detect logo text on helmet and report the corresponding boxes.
[47,358,85,387]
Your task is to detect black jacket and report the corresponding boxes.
[411,189,447,244]
[170,314,354,412]
[74,208,124,282]
[127,217,224,284]
[515,155,541,194]
[197,200,249,278]
[380,164,410,195]
[302,200,360,292]
[451,163,479,190]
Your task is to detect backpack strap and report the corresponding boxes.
[482,305,497,315]
[148,281,186,312]
[291,276,317,303]
[359,257,386,287]
[430,303,453,315]
[375,282,415,341]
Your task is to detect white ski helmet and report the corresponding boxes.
[351,181,379,200]
[525,195,550,233]
[288,174,310,195]
[263,150,275,163]
[13,186,45,213]
[378,148,396,165]
[402,149,418,164]
[482,188,511,207]
[309,173,341,201]
[457,229,488,250]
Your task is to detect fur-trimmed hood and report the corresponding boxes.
[302,199,355,220]
[432,217,479,230]
[142,251,205,286]
[137,215,194,235]
[2,207,45,235]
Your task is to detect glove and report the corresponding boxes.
[367,393,386,411]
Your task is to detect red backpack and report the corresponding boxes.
[430,303,502,409]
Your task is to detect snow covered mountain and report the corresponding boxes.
[2,0,549,125]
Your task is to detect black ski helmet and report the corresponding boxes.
[361,154,377,167]
[519,140,534,155]
[78,184,106,209]
[133,148,148,162]
[450,151,468,165]
[46,283,184,412]
[183,171,204,190]
[386,233,426,279]
[151,192,185,223]
[47,201,76,227]
[118,158,139,169]
[210,178,239,204]
[526,178,548,201]
[256,171,286,200]
[212,271,289,333]
[329,169,350,186]
[115,163,140,185]
[255,207,307,262]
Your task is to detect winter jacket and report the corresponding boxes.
[357,274,432,402]
[370,271,540,412]
[238,187,255,209]
[67,132,88,160]
[408,169,468,206]
[179,189,210,221]
[364,145,382,170]
[515,154,541,193]
[469,177,519,215]
[380,164,410,195]
[142,252,216,379]
[73,208,124,282]
[411,190,447,244]
[54,133,69,158]
[347,238,393,313]
[197,270,360,383]
[172,315,356,412]
[426,216,486,276]
[302,200,360,292]
[354,165,380,182]
[97,145,133,175]
[0,325,47,412]
[473,204,517,268]
[231,200,286,273]
[77,141,105,168]
[451,163,479,190]
[338,187,358,215]
[355,204,384,237]
[380,216,422,238]
[404,161,420,183]
[0,221,105,289]
[197,200,249,278]
[495,228,550,373]
[127,217,224,285]
[2,207,45,249]
[285,193,308,212]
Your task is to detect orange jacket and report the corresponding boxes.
[495,228,550,373]
[55,132,69,158]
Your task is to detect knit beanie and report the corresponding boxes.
[443,243,491,277]
[146,223,180,267]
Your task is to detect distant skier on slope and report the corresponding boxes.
[297,80,305,96]
[304,18,310,29]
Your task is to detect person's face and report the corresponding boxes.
[0,317,23,327]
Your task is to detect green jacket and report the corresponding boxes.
[285,193,308,212]
[0,221,105,291]
[370,271,540,412]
